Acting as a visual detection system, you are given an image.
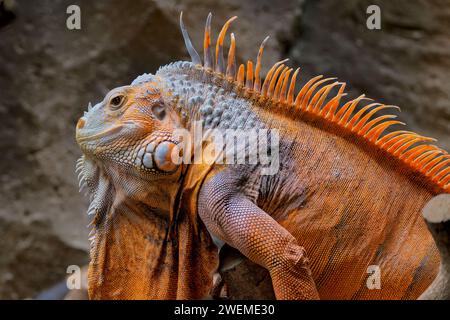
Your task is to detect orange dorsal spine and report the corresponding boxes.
[179,13,449,193]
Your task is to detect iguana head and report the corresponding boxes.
[76,73,188,215]
[76,77,182,175]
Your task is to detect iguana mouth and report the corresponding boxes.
[76,123,125,143]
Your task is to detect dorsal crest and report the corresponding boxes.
[178,12,449,193]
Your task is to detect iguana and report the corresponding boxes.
[75,12,450,300]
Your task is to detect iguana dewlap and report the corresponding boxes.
[75,12,449,300]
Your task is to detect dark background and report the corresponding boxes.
[0,0,448,299]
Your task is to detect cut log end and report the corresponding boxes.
[419,194,450,300]
[422,194,450,224]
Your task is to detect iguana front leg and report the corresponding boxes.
[198,170,319,300]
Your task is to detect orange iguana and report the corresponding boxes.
[75,12,449,300]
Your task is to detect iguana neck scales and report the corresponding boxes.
[75,12,449,300]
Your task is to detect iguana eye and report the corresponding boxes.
[109,94,125,110]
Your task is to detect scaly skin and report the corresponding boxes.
[75,13,449,299]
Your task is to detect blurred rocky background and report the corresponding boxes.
[0,0,448,299]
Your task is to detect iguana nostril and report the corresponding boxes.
[77,118,85,129]
[154,141,178,172]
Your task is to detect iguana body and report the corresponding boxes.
[75,13,449,300]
